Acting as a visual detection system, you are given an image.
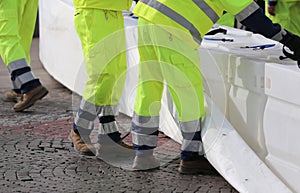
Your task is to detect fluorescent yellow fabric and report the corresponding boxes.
[208,0,254,15]
[265,1,300,36]
[133,0,223,46]
[133,0,253,41]
[74,9,127,106]
[272,0,300,2]
[73,0,132,11]
[0,0,38,65]
[134,19,205,122]
[217,12,235,27]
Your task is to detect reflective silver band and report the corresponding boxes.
[12,81,18,90]
[140,0,202,44]
[181,139,203,153]
[77,110,97,121]
[235,2,260,22]
[79,100,102,116]
[7,59,29,73]
[101,105,119,116]
[14,71,36,89]
[132,131,158,147]
[132,112,160,128]
[192,0,219,23]
[179,119,201,133]
[98,121,119,134]
[271,27,287,42]
[75,116,94,130]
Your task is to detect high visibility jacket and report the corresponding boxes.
[266,0,300,36]
[73,0,132,11]
[133,0,256,46]
[269,0,300,4]
[268,0,300,6]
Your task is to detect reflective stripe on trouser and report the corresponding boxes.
[74,99,119,135]
[0,0,38,65]
[132,113,159,156]
[74,9,127,107]
[265,1,300,37]
[180,119,204,155]
[7,58,38,90]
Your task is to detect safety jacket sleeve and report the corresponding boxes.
[208,0,254,15]
[237,4,300,66]
[237,7,283,40]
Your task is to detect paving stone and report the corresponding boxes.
[4,170,17,181]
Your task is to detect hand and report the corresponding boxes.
[283,35,300,67]
[267,5,276,16]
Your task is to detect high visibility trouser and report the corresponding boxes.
[73,8,127,137]
[0,0,40,94]
[132,18,205,159]
[265,1,300,36]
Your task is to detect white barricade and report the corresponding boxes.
[264,63,300,193]
[227,56,267,159]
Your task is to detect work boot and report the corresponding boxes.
[178,156,218,175]
[132,155,160,170]
[14,86,48,112]
[69,130,95,156]
[2,90,22,102]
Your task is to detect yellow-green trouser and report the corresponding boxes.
[0,0,38,65]
[0,0,41,94]
[265,1,300,36]
[73,9,127,136]
[74,8,127,107]
[132,18,205,157]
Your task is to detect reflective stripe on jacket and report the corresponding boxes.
[133,0,255,46]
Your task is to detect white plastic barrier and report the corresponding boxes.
[203,94,292,193]
[264,63,300,193]
[199,48,230,118]
[227,56,268,159]
[39,0,86,93]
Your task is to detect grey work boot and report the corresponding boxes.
[132,155,160,170]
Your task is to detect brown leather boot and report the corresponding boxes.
[69,130,95,156]
[2,90,22,102]
[14,86,48,112]
[178,156,219,175]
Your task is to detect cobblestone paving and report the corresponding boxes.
[0,88,238,193]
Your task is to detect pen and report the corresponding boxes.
[240,43,276,50]
[204,37,234,42]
